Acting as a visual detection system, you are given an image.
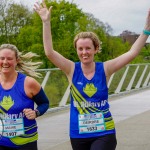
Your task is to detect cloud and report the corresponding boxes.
[67,0,149,35]
[14,0,150,35]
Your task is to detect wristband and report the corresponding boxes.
[143,30,150,35]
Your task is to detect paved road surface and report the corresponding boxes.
[37,88,150,150]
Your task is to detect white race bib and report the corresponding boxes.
[78,113,105,134]
[0,118,25,138]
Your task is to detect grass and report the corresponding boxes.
[38,64,150,108]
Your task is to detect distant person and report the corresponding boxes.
[0,44,49,150]
[34,0,150,149]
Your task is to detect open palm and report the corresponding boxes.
[34,0,52,22]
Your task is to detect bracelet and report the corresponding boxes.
[143,30,150,35]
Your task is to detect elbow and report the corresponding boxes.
[45,49,55,59]
[128,50,139,60]
[44,98,50,111]
[45,102,50,111]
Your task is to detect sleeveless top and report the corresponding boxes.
[0,73,38,147]
[70,62,115,138]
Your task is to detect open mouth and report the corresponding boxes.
[2,66,10,69]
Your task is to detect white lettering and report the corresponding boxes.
[0,112,24,119]
[73,100,108,108]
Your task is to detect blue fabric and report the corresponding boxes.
[32,88,49,116]
[70,62,116,138]
[0,73,38,147]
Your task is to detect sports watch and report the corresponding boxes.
[34,109,40,118]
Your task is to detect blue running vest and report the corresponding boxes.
[70,62,115,138]
[0,73,38,147]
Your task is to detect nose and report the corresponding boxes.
[3,58,8,63]
[82,49,87,54]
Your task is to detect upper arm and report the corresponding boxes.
[24,76,41,98]
[104,51,134,77]
[46,50,75,82]
[104,32,148,77]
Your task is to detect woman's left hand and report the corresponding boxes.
[23,108,36,120]
[144,9,150,31]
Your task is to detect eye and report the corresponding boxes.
[78,47,83,51]
[86,47,91,50]
[0,57,14,61]
[7,57,13,60]
[0,57,4,60]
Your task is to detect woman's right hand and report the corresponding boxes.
[34,0,52,23]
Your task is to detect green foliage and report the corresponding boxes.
[106,65,149,94]
[1,0,148,65]
[0,0,149,108]
[0,0,32,44]
[139,45,150,62]
[39,64,150,107]
[47,0,85,61]
[44,70,68,107]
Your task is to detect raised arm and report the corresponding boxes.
[34,0,74,80]
[104,9,150,78]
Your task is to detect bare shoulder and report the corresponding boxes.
[24,76,41,98]
[25,76,40,86]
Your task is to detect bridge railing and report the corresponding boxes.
[36,63,150,108]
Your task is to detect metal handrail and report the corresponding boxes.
[37,64,150,107]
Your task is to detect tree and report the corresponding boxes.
[17,0,86,67]
[0,0,32,44]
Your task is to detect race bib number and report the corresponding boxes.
[0,118,25,138]
[78,113,105,134]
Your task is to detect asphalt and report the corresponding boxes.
[37,88,150,150]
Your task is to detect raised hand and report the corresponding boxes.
[144,9,150,31]
[34,0,52,22]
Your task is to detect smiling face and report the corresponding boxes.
[0,48,18,74]
[74,32,101,65]
[76,38,98,64]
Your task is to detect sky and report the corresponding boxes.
[14,0,150,36]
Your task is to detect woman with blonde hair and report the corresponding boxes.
[0,44,49,150]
